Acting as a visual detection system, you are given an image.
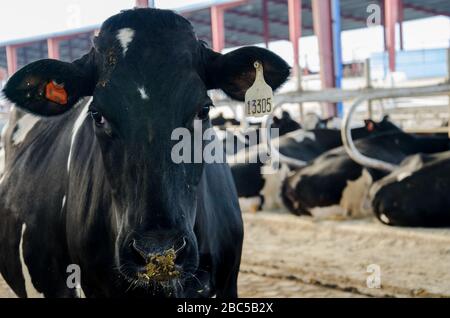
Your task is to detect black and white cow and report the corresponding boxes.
[210,112,240,128]
[282,130,450,219]
[218,111,301,155]
[232,116,400,211]
[0,8,290,298]
[370,151,450,227]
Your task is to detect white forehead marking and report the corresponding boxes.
[12,114,40,146]
[138,86,149,100]
[19,224,44,298]
[116,28,135,56]
[67,98,91,172]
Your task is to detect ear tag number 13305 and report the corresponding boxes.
[244,61,274,118]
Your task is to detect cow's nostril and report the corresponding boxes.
[131,239,148,264]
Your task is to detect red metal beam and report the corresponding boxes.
[311,0,335,115]
[385,0,399,72]
[380,0,387,51]
[6,45,17,76]
[403,3,450,17]
[47,38,60,59]
[227,5,313,30]
[215,0,250,10]
[312,0,336,117]
[262,0,270,48]
[211,6,225,52]
[190,16,286,42]
[398,0,404,51]
[288,0,302,76]
[135,0,149,8]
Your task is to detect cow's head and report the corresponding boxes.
[3,9,289,294]
[272,111,301,135]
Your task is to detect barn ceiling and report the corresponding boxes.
[0,0,449,69]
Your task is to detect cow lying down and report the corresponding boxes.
[282,130,450,220]
[232,116,400,212]
[371,151,450,227]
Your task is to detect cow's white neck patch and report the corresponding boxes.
[309,205,346,220]
[260,163,290,210]
[285,130,316,143]
[238,197,261,213]
[0,147,5,176]
[379,213,390,224]
[117,28,135,56]
[19,224,44,298]
[61,195,66,210]
[67,99,91,172]
[396,171,412,182]
[339,168,373,218]
[12,114,40,146]
[138,86,149,100]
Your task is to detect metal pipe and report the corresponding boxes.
[262,102,307,169]
[341,83,450,172]
[341,95,397,172]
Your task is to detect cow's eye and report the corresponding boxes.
[90,110,105,126]
[196,104,211,121]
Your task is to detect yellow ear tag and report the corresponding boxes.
[244,61,274,118]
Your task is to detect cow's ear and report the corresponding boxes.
[2,50,96,117]
[204,46,290,101]
[364,119,376,132]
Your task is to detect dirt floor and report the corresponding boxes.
[2,211,450,298]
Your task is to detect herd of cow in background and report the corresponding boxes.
[211,110,450,227]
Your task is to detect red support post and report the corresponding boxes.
[262,0,270,48]
[398,0,404,51]
[6,45,17,76]
[135,0,149,8]
[288,0,302,76]
[47,38,60,60]
[380,0,387,51]
[385,0,399,72]
[211,5,225,52]
[312,0,336,117]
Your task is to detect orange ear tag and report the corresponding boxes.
[45,81,68,105]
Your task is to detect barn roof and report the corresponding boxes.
[0,0,449,69]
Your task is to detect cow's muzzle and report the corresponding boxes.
[132,239,186,282]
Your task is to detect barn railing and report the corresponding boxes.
[213,81,450,170]
[341,83,450,172]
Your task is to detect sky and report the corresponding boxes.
[0,0,449,71]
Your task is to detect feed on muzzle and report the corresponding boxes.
[138,249,180,282]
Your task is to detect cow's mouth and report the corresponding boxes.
[120,267,184,296]
[118,248,189,295]
[137,248,181,282]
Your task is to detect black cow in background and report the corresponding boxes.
[0,8,290,298]
[282,130,450,220]
[219,111,301,155]
[210,112,240,128]
[232,116,400,211]
[370,151,450,227]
